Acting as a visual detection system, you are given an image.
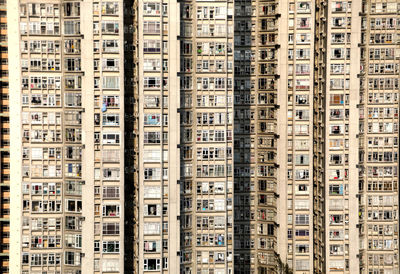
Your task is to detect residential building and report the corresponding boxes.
[9,1,126,273]
[0,0,9,272]
[6,0,400,274]
[359,1,400,273]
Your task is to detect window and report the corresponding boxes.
[330,79,350,89]
[329,260,344,271]
[64,2,80,16]
[331,33,347,43]
[65,181,83,195]
[331,1,351,12]
[144,168,161,180]
[101,2,119,15]
[64,39,81,53]
[65,76,81,89]
[20,22,28,34]
[296,260,310,271]
[144,77,161,89]
[297,17,310,28]
[65,93,82,107]
[64,57,81,71]
[144,40,161,53]
[144,241,160,252]
[143,149,161,162]
[28,22,40,35]
[102,76,119,89]
[293,125,309,135]
[144,259,161,271]
[102,241,120,253]
[329,184,344,195]
[295,229,309,237]
[144,114,161,125]
[144,96,160,108]
[94,259,100,271]
[144,132,161,144]
[102,205,120,217]
[101,21,119,34]
[144,204,160,216]
[102,95,120,108]
[330,154,345,164]
[329,199,344,210]
[143,21,161,34]
[102,149,120,162]
[65,234,82,248]
[103,186,120,198]
[295,200,309,210]
[65,199,82,213]
[331,63,350,74]
[102,58,119,71]
[295,214,309,225]
[22,253,29,264]
[332,17,351,27]
[143,3,160,15]
[65,216,82,230]
[296,33,310,44]
[296,244,309,253]
[102,259,120,272]
[297,2,311,13]
[295,64,310,75]
[144,59,161,71]
[144,222,161,235]
[330,214,344,225]
[295,95,309,105]
[64,21,80,35]
[331,48,350,59]
[102,114,120,126]
[102,40,119,53]
[64,251,80,266]
[102,133,120,144]
[102,223,120,235]
[294,48,310,60]
[330,125,345,135]
[65,163,82,177]
[65,128,82,143]
[330,94,346,105]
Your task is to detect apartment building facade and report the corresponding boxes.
[6,0,400,274]
[9,0,126,273]
[359,1,400,273]
[234,1,279,273]
[0,0,9,272]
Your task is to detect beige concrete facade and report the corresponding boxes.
[6,0,400,274]
[9,0,125,273]
[8,0,22,272]
[137,0,181,272]
[281,1,316,272]
[358,1,400,273]
[0,0,10,272]
[324,0,361,272]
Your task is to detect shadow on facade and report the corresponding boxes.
[233,1,252,273]
[123,1,137,273]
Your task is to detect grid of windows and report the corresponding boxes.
[17,1,124,273]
